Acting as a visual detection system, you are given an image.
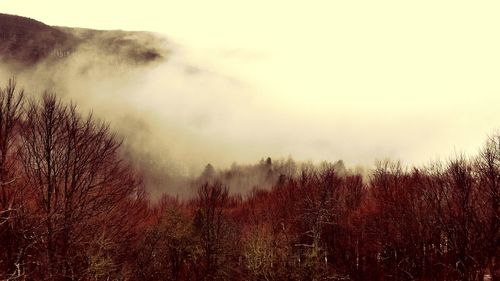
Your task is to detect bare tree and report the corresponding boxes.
[0,78,23,204]
[0,78,24,279]
[476,135,500,281]
[19,93,138,280]
[243,225,276,281]
[193,181,235,281]
[134,206,196,281]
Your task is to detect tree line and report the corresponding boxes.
[0,80,498,280]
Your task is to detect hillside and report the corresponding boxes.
[0,13,74,64]
[0,13,166,66]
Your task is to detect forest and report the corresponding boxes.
[0,79,498,281]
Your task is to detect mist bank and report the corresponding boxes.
[0,14,293,198]
[2,13,498,198]
[0,14,323,198]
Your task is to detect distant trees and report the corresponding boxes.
[360,156,498,281]
[0,79,499,281]
[230,151,497,281]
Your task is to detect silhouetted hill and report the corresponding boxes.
[0,13,74,64]
[0,13,166,66]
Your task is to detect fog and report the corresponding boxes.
[2,1,500,196]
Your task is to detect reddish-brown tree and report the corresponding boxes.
[19,93,140,280]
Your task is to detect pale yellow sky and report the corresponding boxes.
[2,0,500,167]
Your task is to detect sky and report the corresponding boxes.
[2,0,500,169]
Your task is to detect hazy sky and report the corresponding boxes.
[3,1,500,168]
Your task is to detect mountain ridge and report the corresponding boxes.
[0,13,167,66]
